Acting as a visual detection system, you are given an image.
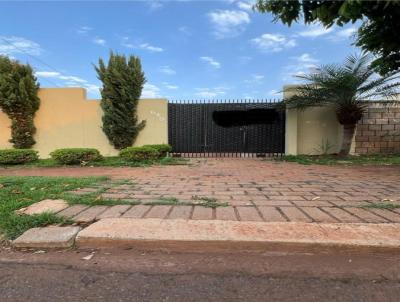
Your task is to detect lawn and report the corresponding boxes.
[279,154,400,166]
[0,176,108,240]
[0,156,188,168]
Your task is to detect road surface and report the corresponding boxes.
[1,247,400,301]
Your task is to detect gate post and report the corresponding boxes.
[283,85,298,155]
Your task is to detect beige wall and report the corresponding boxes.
[284,85,350,155]
[0,88,168,158]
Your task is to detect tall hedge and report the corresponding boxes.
[0,56,40,148]
[95,52,146,150]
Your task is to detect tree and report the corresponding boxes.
[95,52,146,150]
[283,53,399,156]
[254,0,400,75]
[0,56,40,148]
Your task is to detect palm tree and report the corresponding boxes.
[284,53,399,156]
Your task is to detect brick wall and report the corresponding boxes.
[354,102,400,154]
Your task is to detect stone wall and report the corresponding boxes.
[354,102,400,154]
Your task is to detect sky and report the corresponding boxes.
[0,0,360,100]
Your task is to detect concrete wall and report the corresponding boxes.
[284,85,344,155]
[0,88,168,158]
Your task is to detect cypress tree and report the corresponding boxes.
[95,52,146,149]
[0,56,40,148]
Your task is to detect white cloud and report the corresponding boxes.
[77,26,92,35]
[139,43,164,52]
[178,26,192,36]
[298,23,334,38]
[35,71,87,83]
[208,10,250,38]
[93,37,106,46]
[251,33,296,52]
[159,65,176,75]
[295,53,319,64]
[195,86,229,98]
[267,89,281,97]
[0,36,42,56]
[237,1,255,11]
[148,0,163,10]
[141,83,161,98]
[35,70,99,95]
[282,53,319,82]
[245,74,264,84]
[330,27,357,41]
[163,82,179,90]
[121,37,164,52]
[200,56,221,69]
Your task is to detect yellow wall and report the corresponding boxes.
[0,88,168,158]
[284,85,347,155]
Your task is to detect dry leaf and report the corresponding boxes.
[311,196,320,201]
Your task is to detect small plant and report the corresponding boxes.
[144,144,172,157]
[50,148,103,165]
[361,202,400,210]
[0,149,39,164]
[191,195,229,208]
[313,139,335,155]
[119,146,159,161]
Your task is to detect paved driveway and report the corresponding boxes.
[2,159,400,223]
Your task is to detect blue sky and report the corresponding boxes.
[0,0,360,100]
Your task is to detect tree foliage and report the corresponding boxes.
[255,0,400,75]
[95,52,146,150]
[284,53,400,155]
[0,56,40,148]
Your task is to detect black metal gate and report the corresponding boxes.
[168,100,285,157]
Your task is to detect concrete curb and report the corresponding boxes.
[75,218,400,253]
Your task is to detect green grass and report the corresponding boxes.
[278,154,400,166]
[0,176,108,240]
[0,156,188,168]
[361,202,400,210]
[144,196,229,208]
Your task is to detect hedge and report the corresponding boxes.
[119,146,159,161]
[50,148,103,165]
[143,144,172,157]
[0,149,39,164]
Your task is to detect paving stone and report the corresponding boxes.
[13,226,81,248]
[367,209,400,223]
[122,205,151,218]
[236,207,263,221]
[76,218,400,252]
[97,205,132,219]
[191,207,213,220]
[215,207,237,221]
[252,200,293,206]
[345,208,390,223]
[22,199,69,215]
[145,206,171,219]
[300,207,338,223]
[168,206,192,219]
[57,205,89,218]
[279,207,312,223]
[258,207,287,222]
[100,193,129,199]
[321,207,363,223]
[73,206,109,223]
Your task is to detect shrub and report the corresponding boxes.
[50,148,103,165]
[119,146,159,161]
[0,56,40,148]
[144,144,172,157]
[95,52,146,150]
[0,149,39,164]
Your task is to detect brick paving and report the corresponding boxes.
[8,158,400,224]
